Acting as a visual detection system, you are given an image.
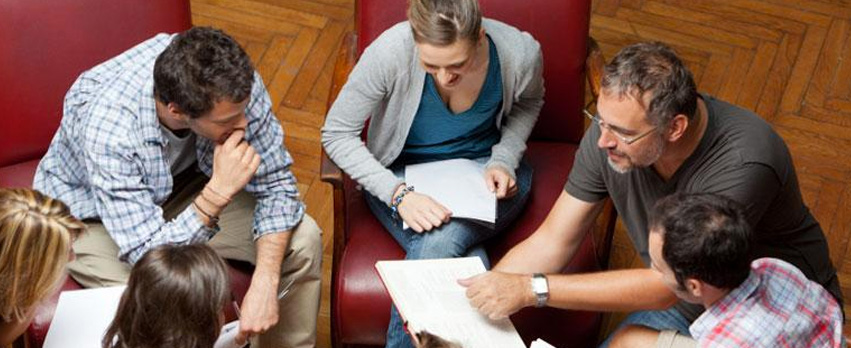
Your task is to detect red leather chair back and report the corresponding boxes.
[0,0,191,169]
[356,0,590,143]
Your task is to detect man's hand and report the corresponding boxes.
[484,166,517,199]
[208,130,261,198]
[235,272,280,344]
[458,271,535,320]
[396,189,452,233]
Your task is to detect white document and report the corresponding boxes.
[214,320,248,348]
[43,285,126,348]
[404,158,497,229]
[530,338,557,348]
[375,257,525,348]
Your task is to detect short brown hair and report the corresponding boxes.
[153,26,254,119]
[102,244,230,348]
[0,188,85,322]
[407,0,482,46]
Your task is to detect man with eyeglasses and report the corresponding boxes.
[459,42,841,347]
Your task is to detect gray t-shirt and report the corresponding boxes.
[160,126,197,176]
[565,94,840,321]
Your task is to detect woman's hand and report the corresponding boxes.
[395,189,452,233]
[484,166,517,199]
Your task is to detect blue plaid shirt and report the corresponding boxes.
[34,34,305,264]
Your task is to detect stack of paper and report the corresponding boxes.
[43,286,126,348]
[405,158,497,228]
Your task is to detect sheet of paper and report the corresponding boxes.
[214,320,248,348]
[404,158,496,229]
[529,338,557,348]
[376,257,525,348]
[43,286,127,348]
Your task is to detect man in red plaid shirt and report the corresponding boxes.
[611,192,844,348]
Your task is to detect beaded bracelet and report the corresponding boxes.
[390,185,414,219]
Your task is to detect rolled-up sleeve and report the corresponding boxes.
[243,73,306,237]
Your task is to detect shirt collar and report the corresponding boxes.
[689,267,760,338]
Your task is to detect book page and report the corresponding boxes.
[214,321,248,348]
[43,286,126,348]
[530,338,557,348]
[405,159,497,227]
[376,257,525,348]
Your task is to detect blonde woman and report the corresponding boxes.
[322,0,543,346]
[0,188,85,345]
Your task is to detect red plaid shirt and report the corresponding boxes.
[689,258,843,348]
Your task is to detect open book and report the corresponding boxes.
[405,158,497,229]
[375,257,526,348]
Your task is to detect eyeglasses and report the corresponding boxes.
[583,101,659,145]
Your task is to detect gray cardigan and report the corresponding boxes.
[321,19,544,205]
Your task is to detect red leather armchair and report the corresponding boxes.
[0,2,252,347]
[320,1,614,347]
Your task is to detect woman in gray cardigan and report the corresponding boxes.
[321,0,543,347]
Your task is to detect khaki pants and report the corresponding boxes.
[655,330,697,348]
[68,172,322,348]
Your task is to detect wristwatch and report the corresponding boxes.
[531,273,549,308]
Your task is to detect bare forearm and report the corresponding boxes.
[494,231,580,273]
[495,192,604,274]
[253,231,291,283]
[547,269,678,312]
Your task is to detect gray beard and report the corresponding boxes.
[606,138,665,175]
[607,156,630,174]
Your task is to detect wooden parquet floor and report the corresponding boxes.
[187,0,851,346]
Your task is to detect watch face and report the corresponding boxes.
[532,275,548,294]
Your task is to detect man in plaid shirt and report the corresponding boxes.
[610,192,843,348]
[33,27,322,348]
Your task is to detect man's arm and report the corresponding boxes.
[232,73,309,341]
[495,191,604,273]
[546,269,677,312]
[462,266,677,320]
[235,230,291,343]
[82,109,244,264]
[462,191,678,319]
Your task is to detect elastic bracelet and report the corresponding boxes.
[205,186,232,204]
[193,201,219,226]
[390,185,414,219]
[199,190,227,209]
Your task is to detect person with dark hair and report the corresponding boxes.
[102,244,231,348]
[34,27,322,348]
[414,331,462,348]
[460,41,841,345]
[322,0,542,347]
[609,193,842,348]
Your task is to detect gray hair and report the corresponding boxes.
[601,42,698,126]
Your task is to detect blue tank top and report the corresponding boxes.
[395,35,502,165]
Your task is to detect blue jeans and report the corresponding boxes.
[598,307,692,348]
[366,159,533,348]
